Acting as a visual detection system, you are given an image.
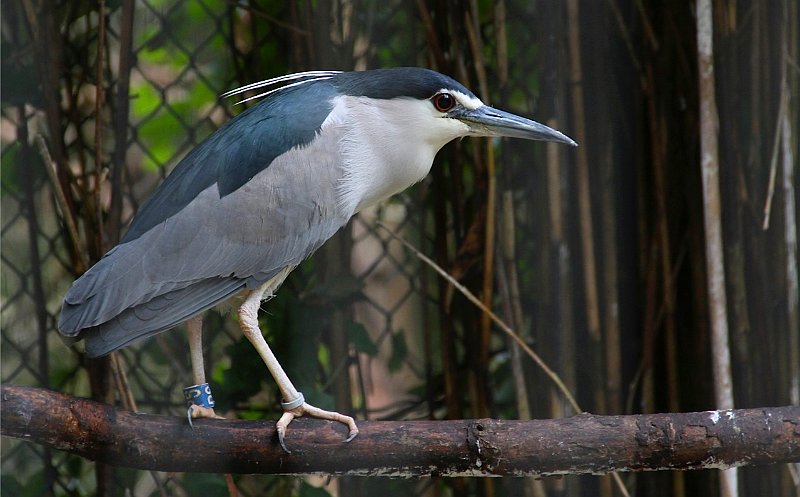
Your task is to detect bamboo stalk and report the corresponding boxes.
[644,65,680,416]
[597,139,622,418]
[464,4,493,423]
[566,5,609,494]
[544,118,577,418]
[94,0,107,253]
[108,0,135,246]
[780,69,798,408]
[566,0,601,344]
[500,191,531,420]
[696,2,738,496]
[492,0,531,428]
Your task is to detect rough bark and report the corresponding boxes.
[2,385,798,477]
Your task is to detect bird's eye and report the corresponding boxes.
[432,93,456,112]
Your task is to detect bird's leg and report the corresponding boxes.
[238,287,358,453]
[185,314,224,424]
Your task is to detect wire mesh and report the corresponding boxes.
[2,2,440,496]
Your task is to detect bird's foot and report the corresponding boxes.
[183,382,222,427]
[276,392,359,453]
[186,404,225,427]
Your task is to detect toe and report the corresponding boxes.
[275,400,359,451]
[188,404,224,420]
[344,428,358,443]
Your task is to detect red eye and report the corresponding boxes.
[432,93,456,112]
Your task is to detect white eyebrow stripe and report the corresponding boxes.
[446,89,484,110]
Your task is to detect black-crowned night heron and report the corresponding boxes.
[58,67,576,452]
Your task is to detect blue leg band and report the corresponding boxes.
[183,383,215,409]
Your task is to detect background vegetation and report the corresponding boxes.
[1,1,797,496]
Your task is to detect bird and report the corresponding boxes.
[58,67,576,452]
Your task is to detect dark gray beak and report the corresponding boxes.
[454,105,577,146]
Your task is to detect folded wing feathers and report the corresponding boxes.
[59,72,348,355]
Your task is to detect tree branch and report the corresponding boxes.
[2,385,798,477]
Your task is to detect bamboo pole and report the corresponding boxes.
[566,0,601,346]
[780,67,798,408]
[695,1,738,496]
[108,0,135,246]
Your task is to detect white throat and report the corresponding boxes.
[326,95,470,213]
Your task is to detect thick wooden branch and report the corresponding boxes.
[2,385,798,476]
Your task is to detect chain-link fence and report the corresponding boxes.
[1,2,485,496]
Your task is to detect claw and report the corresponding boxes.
[276,411,294,453]
[275,394,358,453]
[278,435,290,453]
[343,429,358,443]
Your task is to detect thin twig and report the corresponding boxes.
[35,135,88,273]
[761,73,788,230]
[224,474,239,497]
[227,0,309,36]
[376,222,581,413]
[109,353,136,412]
[606,0,644,84]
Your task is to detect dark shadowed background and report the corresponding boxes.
[1,1,797,496]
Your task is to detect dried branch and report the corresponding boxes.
[35,135,88,273]
[2,385,798,477]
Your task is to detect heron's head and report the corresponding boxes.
[329,67,577,148]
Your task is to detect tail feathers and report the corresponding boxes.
[73,278,246,357]
[59,243,159,336]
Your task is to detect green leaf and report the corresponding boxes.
[317,342,330,369]
[0,143,44,196]
[239,408,269,421]
[136,109,187,171]
[347,322,378,357]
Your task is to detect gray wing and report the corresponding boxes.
[59,125,351,357]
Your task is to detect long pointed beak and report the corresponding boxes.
[454,105,577,146]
